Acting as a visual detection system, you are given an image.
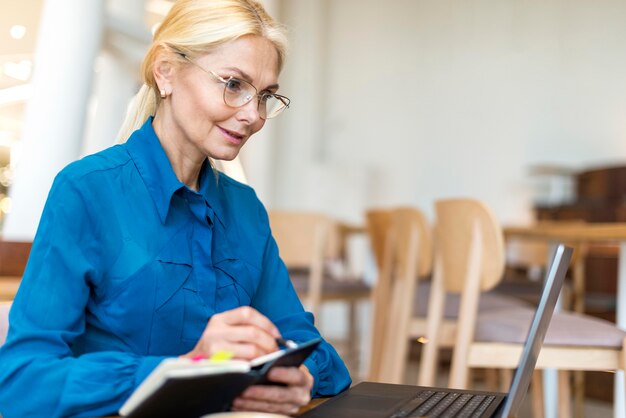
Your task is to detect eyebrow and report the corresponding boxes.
[221,66,280,92]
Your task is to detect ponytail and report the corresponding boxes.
[116,84,158,143]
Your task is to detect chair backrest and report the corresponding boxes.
[365,209,392,271]
[366,207,432,277]
[268,211,340,266]
[0,301,11,346]
[365,207,432,382]
[419,198,506,388]
[268,210,339,316]
[0,241,32,276]
[435,199,505,293]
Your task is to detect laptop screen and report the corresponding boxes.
[498,244,572,417]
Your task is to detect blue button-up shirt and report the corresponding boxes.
[0,118,351,418]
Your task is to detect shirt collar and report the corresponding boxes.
[197,160,226,227]
[125,117,225,225]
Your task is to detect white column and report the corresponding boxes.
[3,0,105,240]
[82,0,148,155]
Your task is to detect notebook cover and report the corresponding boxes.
[122,338,321,418]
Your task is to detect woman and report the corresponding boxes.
[0,1,351,416]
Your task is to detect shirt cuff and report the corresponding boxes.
[303,356,320,396]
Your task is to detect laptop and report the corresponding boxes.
[301,244,573,418]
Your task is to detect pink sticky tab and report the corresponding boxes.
[191,354,206,362]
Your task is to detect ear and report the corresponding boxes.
[153,53,176,96]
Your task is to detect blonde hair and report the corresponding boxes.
[116,0,288,142]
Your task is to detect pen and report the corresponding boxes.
[276,337,297,349]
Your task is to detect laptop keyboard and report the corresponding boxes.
[389,390,497,417]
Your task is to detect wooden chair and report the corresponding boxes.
[365,207,526,385]
[0,241,32,301]
[365,207,432,383]
[268,210,371,364]
[424,198,626,417]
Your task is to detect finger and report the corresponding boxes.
[204,325,278,359]
[267,366,313,389]
[224,324,279,354]
[233,385,309,415]
[205,339,273,361]
[238,382,311,408]
[231,397,300,416]
[219,307,281,338]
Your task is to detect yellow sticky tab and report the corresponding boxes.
[210,350,234,362]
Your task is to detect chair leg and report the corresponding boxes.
[558,370,571,418]
[622,342,626,418]
[347,300,358,375]
[572,371,584,418]
[499,369,513,392]
[532,370,545,418]
[484,368,499,392]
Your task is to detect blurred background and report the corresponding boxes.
[1,0,626,239]
[2,2,626,413]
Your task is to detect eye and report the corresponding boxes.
[259,93,273,103]
[224,78,243,93]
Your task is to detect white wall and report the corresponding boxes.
[273,0,626,225]
[6,0,626,232]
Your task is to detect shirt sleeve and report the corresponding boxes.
[250,206,352,397]
[0,173,167,418]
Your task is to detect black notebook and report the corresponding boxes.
[119,338,321,418]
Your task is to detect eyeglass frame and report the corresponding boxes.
[177,53,290,119]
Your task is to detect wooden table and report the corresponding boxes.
[504,223,626,418]
[0,276,21,301]
[297,397,329,415]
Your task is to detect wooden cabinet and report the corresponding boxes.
[534,165,626,401]
[536,165,626,222]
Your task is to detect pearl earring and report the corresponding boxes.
[160,89,167,99]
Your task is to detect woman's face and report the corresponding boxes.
[159,35,280,162]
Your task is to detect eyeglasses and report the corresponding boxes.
[179,54,290,119]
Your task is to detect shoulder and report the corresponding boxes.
[215,170,257,196]
[214,170,271,228]
[214,170,256,196]
[56,144,132,185]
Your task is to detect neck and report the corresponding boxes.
[152,112,205,192]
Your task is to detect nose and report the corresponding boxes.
[236,96,263,124]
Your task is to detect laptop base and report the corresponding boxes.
[301,382,506,418]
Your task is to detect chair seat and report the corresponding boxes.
[289,269,371,299]
[476,307,626,348]
[413,281,530,319]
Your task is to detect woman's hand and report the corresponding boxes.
[231,365,314,416]
[181,306,281,361]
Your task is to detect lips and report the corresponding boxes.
[219,126,246,144]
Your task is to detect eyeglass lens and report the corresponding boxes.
[222,78,287,119]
